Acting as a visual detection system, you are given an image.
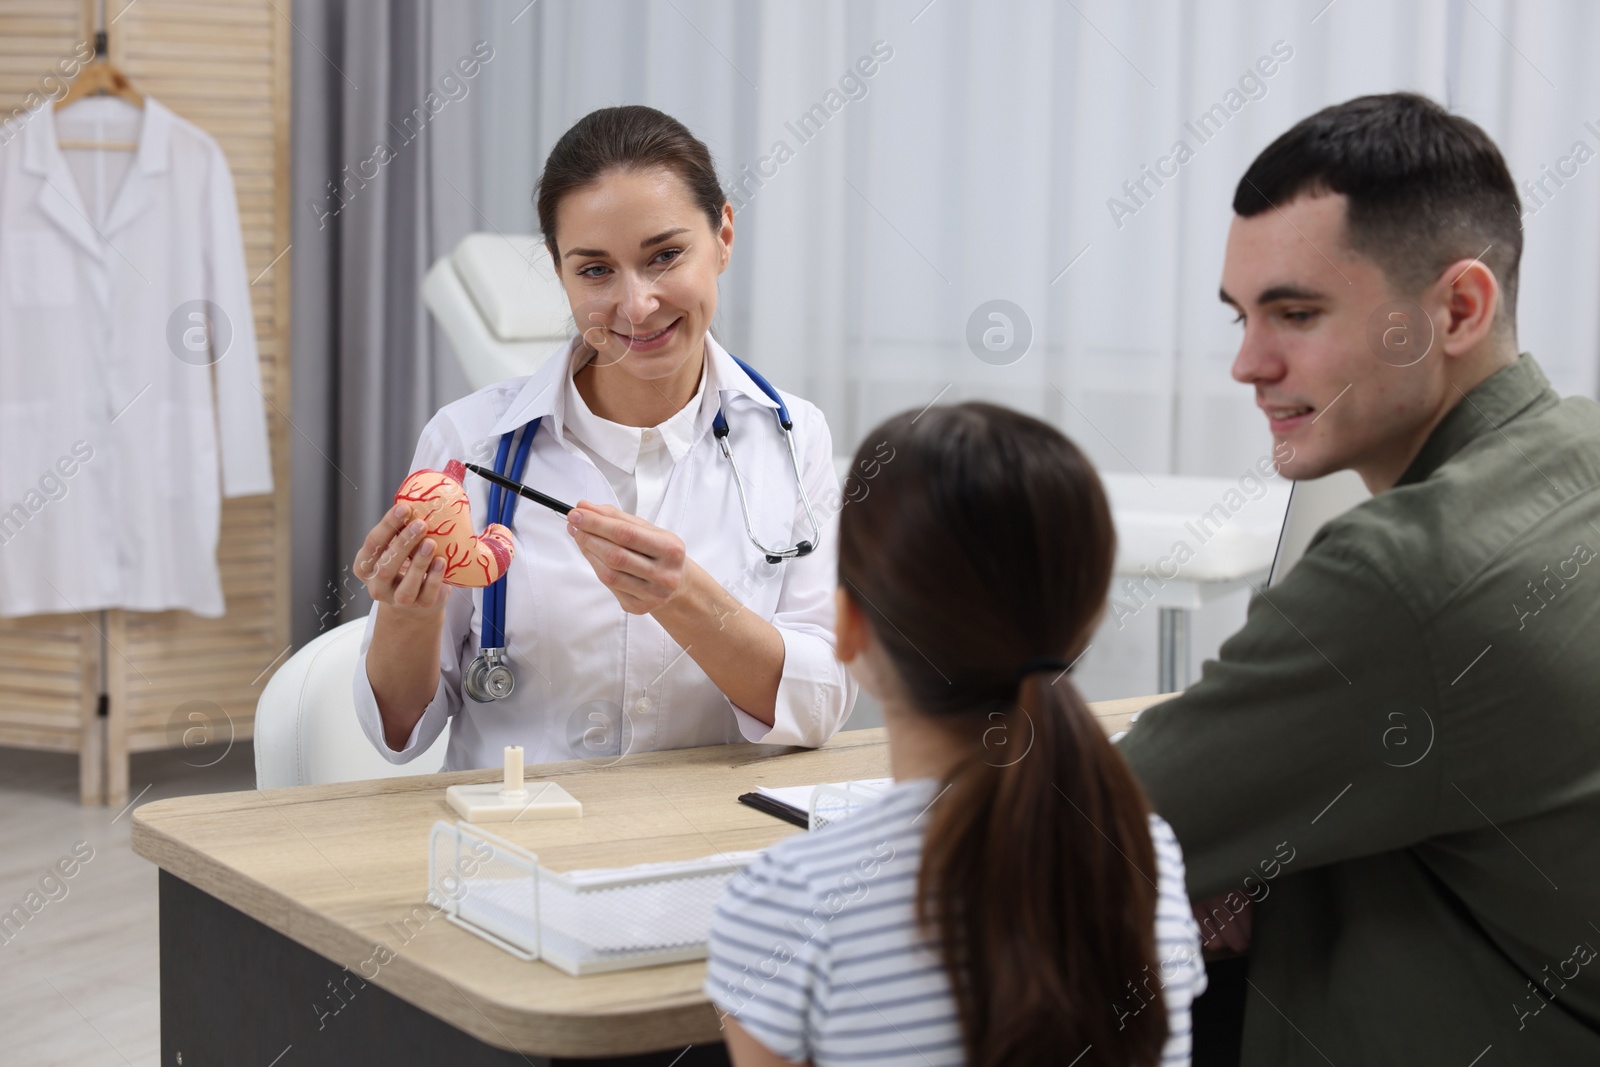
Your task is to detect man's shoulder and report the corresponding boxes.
[1311,392,1600,620]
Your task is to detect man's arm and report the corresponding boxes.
[1119,542,1444,900]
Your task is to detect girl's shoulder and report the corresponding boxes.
[1146,812,1188,884]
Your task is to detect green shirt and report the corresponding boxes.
[1120,354,1600,1065]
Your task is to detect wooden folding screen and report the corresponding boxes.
[0,0,291,804]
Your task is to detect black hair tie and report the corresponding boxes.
[1013,656,1075,683]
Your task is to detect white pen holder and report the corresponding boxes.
[445,745,582,822]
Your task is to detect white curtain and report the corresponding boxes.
[449,0,1600,697]
[468,0,1599,459]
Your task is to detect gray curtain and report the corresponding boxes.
[289,0,485,648]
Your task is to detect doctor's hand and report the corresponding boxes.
[566,501,689,615]
[354,503,449,620]
[567,501,786,725]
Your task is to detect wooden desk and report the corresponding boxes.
[132,694,1171,1065]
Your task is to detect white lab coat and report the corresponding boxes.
[353,335,858,770]
[0,96,273,617]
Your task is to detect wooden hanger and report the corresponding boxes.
[55,29,143,151]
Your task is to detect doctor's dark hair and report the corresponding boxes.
[837,403,1167,1067]
[535,105,726,262]
[1235,92,1522,333]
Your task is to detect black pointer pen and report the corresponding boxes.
[463,463,576,517]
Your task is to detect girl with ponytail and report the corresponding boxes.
[706,402,1206,1066]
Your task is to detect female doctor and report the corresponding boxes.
[350,105,856,770]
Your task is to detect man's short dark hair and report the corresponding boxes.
[1234,92,1522,331]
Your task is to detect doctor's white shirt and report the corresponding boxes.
[564,342,708,522]
[353,335,858,770]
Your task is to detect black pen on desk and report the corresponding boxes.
[463,463,576,517]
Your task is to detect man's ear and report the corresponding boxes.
[1429,256,1500,356]
[834,586,864,664]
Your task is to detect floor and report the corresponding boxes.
[0,742,257,1067]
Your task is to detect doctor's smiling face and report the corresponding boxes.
[535,106,737,425]
[553,164,732,391]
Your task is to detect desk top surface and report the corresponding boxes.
[131,694,1168,1056]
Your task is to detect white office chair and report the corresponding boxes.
[1268,469,1371,586]
[254,619,450,788]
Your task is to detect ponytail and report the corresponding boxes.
[916,676,1166,1067]
[837,402,1168,1067]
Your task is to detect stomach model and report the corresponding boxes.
[393,460,515,588]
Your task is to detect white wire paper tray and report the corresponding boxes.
[427,820,764,975]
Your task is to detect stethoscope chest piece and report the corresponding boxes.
[465,646,515,703]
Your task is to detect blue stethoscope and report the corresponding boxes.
[462,356,820,702]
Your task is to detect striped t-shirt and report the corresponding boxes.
[705,776,1207,1066]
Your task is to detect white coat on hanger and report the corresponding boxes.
[0,95,273,618]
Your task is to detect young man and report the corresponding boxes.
[1120,93,1600,1065]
